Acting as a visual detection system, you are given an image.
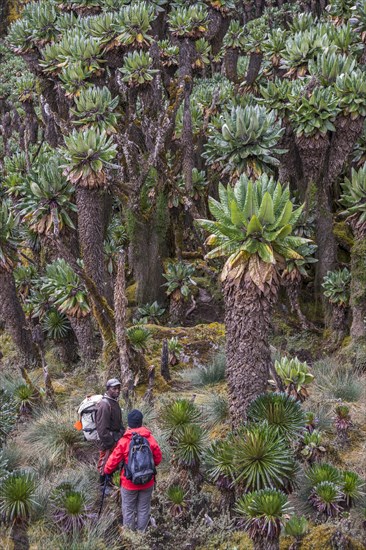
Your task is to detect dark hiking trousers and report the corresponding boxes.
[121,485,154,531]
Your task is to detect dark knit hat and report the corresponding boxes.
[128,409,143,428]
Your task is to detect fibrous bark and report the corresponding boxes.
[76,187,113,305]
[223,276,278,427]
[68,315,97,360]
[129,216,166,305]
[0,270,39,365]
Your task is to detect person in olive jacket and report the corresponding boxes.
[95,378,125,487]
[104,409,162,531]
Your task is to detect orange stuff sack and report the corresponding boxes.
[74,420,83,431]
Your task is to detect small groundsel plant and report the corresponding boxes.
[334,404,352,445]
[233,422,298,493]
[166,485,187,517]
[159,398,201,439]
[135,301,165,324]
[50,482,93,533]
[284,515,309,546]
[300,430,326,463]
[235,488,292,549]
[273,356,314,401]
[247,392,306,441]
[168,336,183,366]
[305,462,364,516]
[126,325,152,352]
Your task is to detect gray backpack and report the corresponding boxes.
[77,395,103,441]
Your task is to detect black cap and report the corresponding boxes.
[128,409,143,428]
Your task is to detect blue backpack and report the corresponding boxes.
[124,432,156,485]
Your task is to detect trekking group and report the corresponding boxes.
[76,378,162,532]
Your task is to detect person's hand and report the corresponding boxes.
[104,473,113,483]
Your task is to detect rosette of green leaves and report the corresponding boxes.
[222,20,245,51]
[325,22,362,55]
[168,5,208,38]
[115,1,155,48]
[193,38,211,69]
[19,157,76,236]
[326,0,354,21]
[16,75,37,103]
[62,129,117,188]
[163,261,196,299]
[7,0,57,51]
[23,1,58,46]
[280,29,329,77]
[234,422,298,492]
[274,357,314,398]
[308,51,356,85]
[235,489,292,544]
[340,165,366,229]
[289,12,317,32]
[259,79,296,118]
[40,30,104,75]
[203,104,285,175]
[126,325,152,352]
[247,392,306,441]
[119,51,158,86]
[42,309,71,340]
[42,259,90,318]
[262,28,288,66]
[7,19,34,53]
[335,70,366,118]
[241,17,268,54]
[3,153,28,197]
[288,87,340,138]
[84,12,119,47]
[158,40,179,67]
[197,174,307,287]
[283,242,317,279]
[71,86,119,133]
[55,12,79,34]
[322,268,351,306]
[59,63,94,97]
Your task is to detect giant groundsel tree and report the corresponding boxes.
[198,174,307,424]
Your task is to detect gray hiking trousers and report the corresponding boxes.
[121,485,154,531]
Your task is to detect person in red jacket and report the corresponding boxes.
[104,409,162,531]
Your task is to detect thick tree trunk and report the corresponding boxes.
[315,183,337,291]
[54,331,79,366]
[129,217,166,305]
[76,187,113,305]
[350,237,366,341]
[331,304,348,346]
[224,49,239,82]
[223,276,278,427]
[285,278,314,331]
[245,52,263,87]
[0,270,39,364]
[68,315,97,360]
[169,295,187,325]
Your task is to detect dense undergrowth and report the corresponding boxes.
[1,313,365,550]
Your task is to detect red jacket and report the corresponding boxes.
[104,426,162,490]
